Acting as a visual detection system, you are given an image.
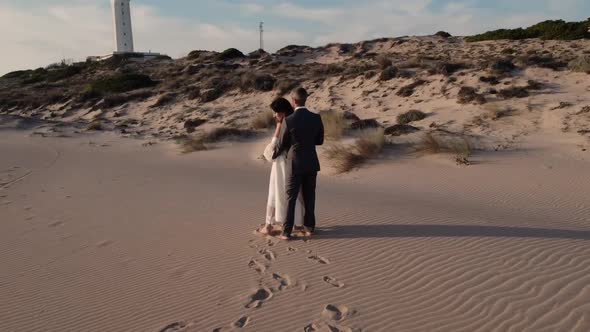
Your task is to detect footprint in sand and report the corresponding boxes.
[245,287,273,309]
[232,316,250,328]
[272,273,292,290]
[323,276,344,288]
[48,221,64,228]
[158,321,188,332]
[322,304,350,322]
[259,248,276,262]
[248,258,267,274]
[308,254,330,265]
[96,240,113,248]
[304,321,353,332]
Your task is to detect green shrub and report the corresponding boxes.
[379,66,399,81]
[89,73,157,94]
[2,70,32,79]
[435,31,452,38]
[217,48,245,61]
[240,73,276,92]
[467,19,590,42]
[569,56,590,73]
[396,80,427,97]
[397,110,427,124]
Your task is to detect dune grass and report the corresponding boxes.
[324,128,385,173]
[320,110,347,140]
[178,127,255,154]
[415,132,472,164]
[251,111,276,130]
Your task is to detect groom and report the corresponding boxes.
[272,87,324,240]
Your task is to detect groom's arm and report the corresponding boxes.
[316,116,324,146]
[272,122,291,160]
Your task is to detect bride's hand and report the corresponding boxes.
[274,113,285,124]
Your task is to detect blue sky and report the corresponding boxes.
[0,0,589,75]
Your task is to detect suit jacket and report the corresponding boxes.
[272,107,324,174]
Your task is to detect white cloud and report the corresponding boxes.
[0,2,305,75]
[0,0,586,75]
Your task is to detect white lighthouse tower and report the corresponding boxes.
[112,0,134,53]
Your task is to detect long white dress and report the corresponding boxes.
[263,121,304,226]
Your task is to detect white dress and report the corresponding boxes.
[263,121,304,226]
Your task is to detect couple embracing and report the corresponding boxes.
[260,88,324,241]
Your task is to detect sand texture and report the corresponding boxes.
[1,129,589,331]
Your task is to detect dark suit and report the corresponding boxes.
[273,107,324,236]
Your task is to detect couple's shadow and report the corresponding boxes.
[313,224,590,241]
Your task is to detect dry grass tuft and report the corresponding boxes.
[415,132,472,163]
[320,110,347,140]
[177,127,254,154]
[86,120,103,131]
[325,128,385,173]
[251,111,276,129]
[178,136,207,153]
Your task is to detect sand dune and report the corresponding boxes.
[1,129,589,331]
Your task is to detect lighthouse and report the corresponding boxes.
[112,0,134,53]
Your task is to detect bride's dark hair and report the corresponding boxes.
[270,97,294,117]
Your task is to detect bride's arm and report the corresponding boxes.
[263,121,283,161]
[271,120,291,160]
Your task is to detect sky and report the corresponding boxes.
[0,0,589,75]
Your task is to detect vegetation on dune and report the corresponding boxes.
[466,18,590,42]
[3,64,83,84]
[177,127,255,153]
[320,110,347,140]
[435,31,452,38]
[240,73,276,92]
[569,56,590,73]
[251,111,276,130]
[217,48,245,61]
[415,132,472,165]
[325,128,385,173]
[87,73,158,94]
[397,110,428,125]
[457,87,487,105]
[397,80,427,97]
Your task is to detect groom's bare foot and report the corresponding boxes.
[278,234,291,241]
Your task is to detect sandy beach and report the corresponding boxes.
[1,127,589,332]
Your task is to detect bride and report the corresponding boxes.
[259,97,305,235]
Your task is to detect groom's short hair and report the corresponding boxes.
[292,87,308,105]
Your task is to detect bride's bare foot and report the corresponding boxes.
[258,224,272,235]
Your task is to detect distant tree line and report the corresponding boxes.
[466,18,590,42]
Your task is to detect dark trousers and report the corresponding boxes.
[283,171,317,236]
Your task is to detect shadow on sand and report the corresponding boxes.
[316,224,590,241]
